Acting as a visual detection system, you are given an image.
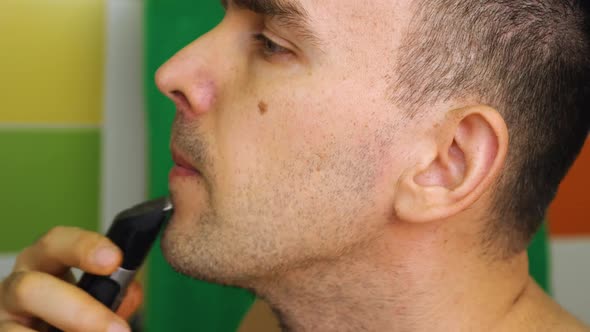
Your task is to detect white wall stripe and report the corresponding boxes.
[0,254,16,279]
[0,254,84,281]
[101,0,147,232]
[551,238,590,324]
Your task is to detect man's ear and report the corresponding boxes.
[394,105,508,223]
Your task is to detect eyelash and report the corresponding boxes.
[254,33,290,57]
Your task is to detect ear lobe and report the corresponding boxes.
[394,106,508,223]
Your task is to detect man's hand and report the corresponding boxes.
[0,227,143,332]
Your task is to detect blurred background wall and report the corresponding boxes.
[549,142,590,323]
[0,0,105,269]
[0,0,146,258]
[0,0,588,330]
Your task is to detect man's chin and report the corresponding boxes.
[159,225,260,287]
[160,234,226,284]
[162,255,237,287]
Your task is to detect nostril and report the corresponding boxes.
[171,90,191,113]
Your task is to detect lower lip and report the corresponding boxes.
[169,165,201,181]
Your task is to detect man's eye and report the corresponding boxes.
[254,33,290,57]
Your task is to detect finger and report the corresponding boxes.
[0,278,34,327]
[13,227,122,276]
[2,271,129,332]
[115,282,143,320]
[0,320,37,332]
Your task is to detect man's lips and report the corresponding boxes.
[170,150,201,179]
[171,150,196,169]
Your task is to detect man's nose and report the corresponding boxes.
[155,33,219,117]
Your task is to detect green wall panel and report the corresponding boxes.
[529,223,550,292]
[145,1,255,331]
[0,129,100,251]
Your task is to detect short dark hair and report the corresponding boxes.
[391,0,590,254]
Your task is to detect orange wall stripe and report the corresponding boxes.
[549,139,590,236]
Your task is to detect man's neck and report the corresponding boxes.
[249,226,532,332]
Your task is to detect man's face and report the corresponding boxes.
[158,0,417,284]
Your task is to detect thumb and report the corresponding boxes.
[116,281,144,320]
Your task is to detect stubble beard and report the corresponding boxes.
[161,112,394,291]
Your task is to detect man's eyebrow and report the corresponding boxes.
[220,0,322,48]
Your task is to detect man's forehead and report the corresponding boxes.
[221,0,307,17]
[223,0,411,56]
[302,0,409,44]
[299,0,408,36]
[221,0,405,23]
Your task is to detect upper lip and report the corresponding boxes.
[171,148,199,172]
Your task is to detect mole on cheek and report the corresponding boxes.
[258,100,268,115]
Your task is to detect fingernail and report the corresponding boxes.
[108,321,130,332]
[93,246,118,267]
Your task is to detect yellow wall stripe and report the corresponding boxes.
[0,0,105,124]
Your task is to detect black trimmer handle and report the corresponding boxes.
[48,197,173,332]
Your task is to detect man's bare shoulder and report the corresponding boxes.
[535,306,590,332]
[502,280,590,332]
[556,315,590,332]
